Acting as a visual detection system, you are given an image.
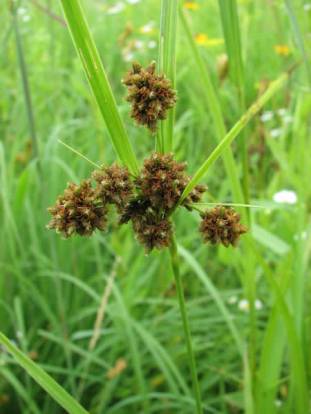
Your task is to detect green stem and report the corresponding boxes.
[59,0,139,175]
[10,1,40,164]
[169,237,203,414]
[157,0,178,153]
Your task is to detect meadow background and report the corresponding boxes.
[1,0,311,413]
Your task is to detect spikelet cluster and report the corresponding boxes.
[92,164,133,211]
[47,181,107,238]
[199,206,247,247]
[47,62,247,251]
[120,197,172,251]
[137,152,206,212]
[123,62,177,132]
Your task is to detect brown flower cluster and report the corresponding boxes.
[119,153,206,251]
[199,206,247,247]
[47,181,107,238]
[123,62,177,132]
[92,164,133,211]
[47,153,209,251]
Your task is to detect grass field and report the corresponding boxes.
[1,0,311,413]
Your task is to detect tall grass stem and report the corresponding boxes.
[169,236,203,414]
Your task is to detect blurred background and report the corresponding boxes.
[0,0,311,413]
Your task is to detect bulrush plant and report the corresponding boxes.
[0,1,296,414]
[48,150,210,252]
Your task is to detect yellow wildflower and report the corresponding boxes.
[195,33,224,47]
[184,1,200,10]
[274,45,290,56]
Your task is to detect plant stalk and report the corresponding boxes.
[10,1,40,165]
[169,236,203,414]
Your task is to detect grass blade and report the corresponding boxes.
[217,0,250,208]
[178,244,244,357]
[170,237,203,414]
[284,0,311,86]
[218,0,244,96]
[10,1,40,163]
[157,0,178,153]
[177,70,290,205]
[179,8,245,213]
[59,0,139,175]
[0,332,89,414]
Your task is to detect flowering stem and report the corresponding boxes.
[169,236,203,414]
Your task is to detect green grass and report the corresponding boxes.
[1,0,311,413]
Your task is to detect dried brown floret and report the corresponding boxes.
[199,206,247,247]
[184,183,207,210]
[137,152,188,211]
[137,153,206,212]
[119,195,172,251]
[47,181,107,238]
[119,196,151,224]
[123,61,177,132]
[92,164,133,210]
[133,213,173,252]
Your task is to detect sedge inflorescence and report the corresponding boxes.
[199,206,247,247]
[47,153,208,251]
[47,61,247,250]
[123,61,177,132]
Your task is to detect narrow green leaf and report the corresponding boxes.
[217,0,250,208]
[0,332,89,414]
[252,224,290,256]
[157,0,178,153]
[284,0,311,86]
[178,244,244,357]
[218,0,244,93]
[59,0,138,175]
[179,7,245,213]
[177,71,289,206]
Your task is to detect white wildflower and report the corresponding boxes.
[122,51,134,62]
[228,295,238,305]
[260,111,274,122]
[107,2,125,15]
[148,40,157,49]
[270,128,282,138]
[134,40,144,49]
[17,7,27,15]
[273,190,297,205]
[238,299,263,312]
[140,21,155,34]
[238,299,249,312]
[283,114,293,124]
[277,108,287,117]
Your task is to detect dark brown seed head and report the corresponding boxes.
[133,213,173,252]
[92,164,133,210]
[137,153,206,212]
[137,152,188,211]
[47,180,107,238]
[119,194,172,251]
[123,61,177,132]
[199,206,247,247]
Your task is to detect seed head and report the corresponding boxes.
[47,181,107,238]
[137,153,206,211]
[199,206,247,247]
[119,195,172,251]
[123,61,177,132]
[92,164,133,210]
[137,152,187,211]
